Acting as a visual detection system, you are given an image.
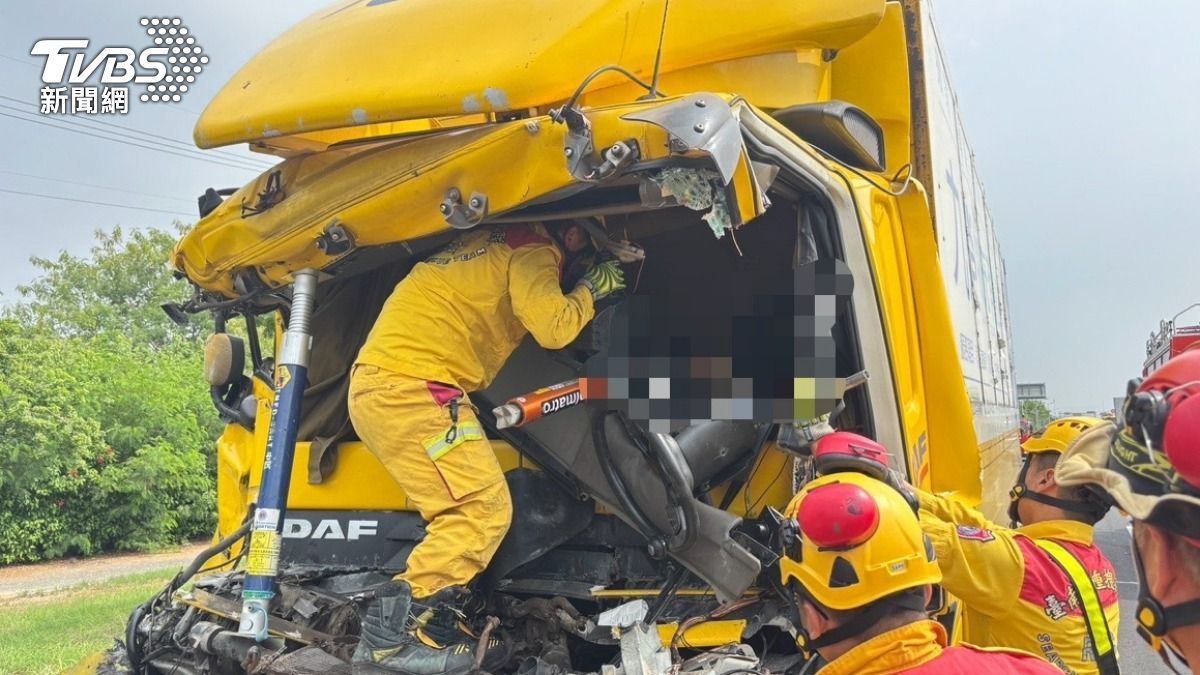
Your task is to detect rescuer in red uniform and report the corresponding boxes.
[914,417,1121,675]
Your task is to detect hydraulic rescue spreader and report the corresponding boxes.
[236,269,318,641]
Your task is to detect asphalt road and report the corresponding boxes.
[1092,510,1172,674]
[0,541,207,601]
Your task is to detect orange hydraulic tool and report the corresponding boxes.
[493,378,604,428]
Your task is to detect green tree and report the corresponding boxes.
[10,225,204,347]
[0,321,106,492]
[0,321,109,561]
[0,226,222,562]
[1020,399,1053,431]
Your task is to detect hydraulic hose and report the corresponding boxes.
[126,515,252,672]
[179,517,252,587]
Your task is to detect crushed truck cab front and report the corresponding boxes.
[97,2,1017,674]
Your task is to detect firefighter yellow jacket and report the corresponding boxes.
[819,620,1060,675]
[356,223,595,391]
[917,491,1119,675]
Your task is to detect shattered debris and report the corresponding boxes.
[598,599,649,630]
[651,168,735,239]
[119,567,780,675]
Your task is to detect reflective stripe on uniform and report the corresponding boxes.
[422,422,484,461]
[1034,539,1120,675]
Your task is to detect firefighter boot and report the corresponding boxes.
[353,581,506,675]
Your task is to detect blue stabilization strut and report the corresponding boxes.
[237,269,318,641]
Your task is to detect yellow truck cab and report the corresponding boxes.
[96,1,1022,673]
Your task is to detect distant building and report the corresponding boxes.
[1017,382,1050,432]
[1017,382,1047,401]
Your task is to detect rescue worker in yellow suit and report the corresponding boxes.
[348,221,625,674]
[914,417,1121,675]
[779,470,1059,674]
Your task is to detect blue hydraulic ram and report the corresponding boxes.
[237,269,318,641]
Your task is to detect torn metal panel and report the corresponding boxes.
[622,95,743,185]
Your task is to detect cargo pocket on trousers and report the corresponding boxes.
[348,365,402,399]
[421,421,496,502]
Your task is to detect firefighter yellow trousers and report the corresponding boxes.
[348,365,512,599]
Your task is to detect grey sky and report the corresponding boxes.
[1,1,1196,413]
[933,0,1200,412]
[0,0,327,294]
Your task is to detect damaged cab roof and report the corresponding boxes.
[192,0,883,150]
[175,94,782,296]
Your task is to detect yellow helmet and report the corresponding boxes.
[778,472,941,611]
[1021,416,1105,455]
[1010,416,1110,524]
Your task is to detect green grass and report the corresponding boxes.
[0,569,176,675]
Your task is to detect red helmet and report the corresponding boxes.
[1117,350,1200,500]
[1056,340,1200,660]
[812,431,891,481]
[1057,350,1200,540]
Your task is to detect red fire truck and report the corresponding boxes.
[1145,303,1200,374]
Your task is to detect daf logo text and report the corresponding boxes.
[282,518,379,541]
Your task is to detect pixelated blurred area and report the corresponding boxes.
[584,203,853,433]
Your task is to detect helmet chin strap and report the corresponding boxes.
[806,601,890,649]
[1131,542,1200,674]
[799,589,929,649]
[1007,457,1108,526]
